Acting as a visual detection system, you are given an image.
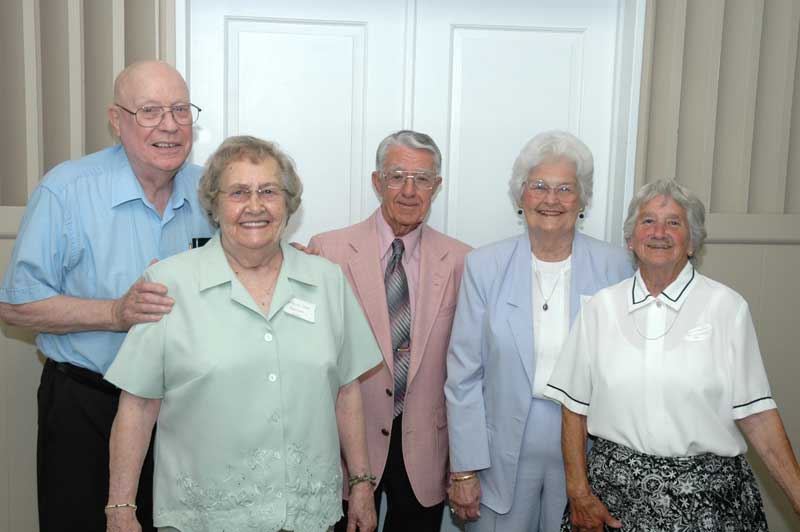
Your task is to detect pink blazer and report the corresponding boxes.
[310,210,471,506]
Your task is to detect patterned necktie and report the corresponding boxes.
[385,238,411,417]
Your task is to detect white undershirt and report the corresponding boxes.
[531,253,571,398]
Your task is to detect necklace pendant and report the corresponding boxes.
[542,302,549,311]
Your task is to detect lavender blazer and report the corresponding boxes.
[444,231,633,512]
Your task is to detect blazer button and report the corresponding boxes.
[381,428,390,436]
[385,388,393,396]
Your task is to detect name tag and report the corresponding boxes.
[284,297,316,323]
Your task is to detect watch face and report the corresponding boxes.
[190,237,211,249]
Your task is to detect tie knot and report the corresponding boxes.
[391,238,405,258]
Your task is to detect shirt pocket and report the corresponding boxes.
[684,323,713,342]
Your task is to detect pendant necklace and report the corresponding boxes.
[633,304,679,340]
[533,260,567,311]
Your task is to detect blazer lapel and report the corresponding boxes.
[506,235,535,387]
[347,236,394,372]
[407,231,449,385]
[569,232,594,324]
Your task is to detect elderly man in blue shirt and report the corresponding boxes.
[0,60,211,532]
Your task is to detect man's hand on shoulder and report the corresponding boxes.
[0,260,175,334]
[289,242,320,256]
[111,259,173,331]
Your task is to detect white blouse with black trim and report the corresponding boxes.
[545,261,776,457]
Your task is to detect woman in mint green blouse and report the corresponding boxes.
[104,136,382,532]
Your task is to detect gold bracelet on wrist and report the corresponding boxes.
[348,473,377,488]
[451,472,477,482]
[105,502,138,511]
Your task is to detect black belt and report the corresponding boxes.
[45,359,120,395]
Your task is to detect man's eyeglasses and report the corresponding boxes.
[524,180,578,200]
[219,185,285,203]
[382,170,438,190]
[115,103,201,127]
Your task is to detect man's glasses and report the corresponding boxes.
[115,103,201,127]
[382,170,438,190]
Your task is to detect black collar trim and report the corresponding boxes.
[631,265,695,305]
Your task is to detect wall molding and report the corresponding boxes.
[22,0,42,198]
[706,213,800,244]
[0,208,26,239]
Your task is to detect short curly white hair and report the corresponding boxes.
[623,179,707,263]
[509,130,594,209]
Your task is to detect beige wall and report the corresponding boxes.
[2,0,800,530]
[0,0,28,207]
[637,1,800,531]
[0,1,172,530]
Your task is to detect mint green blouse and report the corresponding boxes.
[105,233,382,532]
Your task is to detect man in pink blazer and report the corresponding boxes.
[309,130,471,532]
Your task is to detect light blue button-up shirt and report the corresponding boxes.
[0,144,211,374]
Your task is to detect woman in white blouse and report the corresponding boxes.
[445,131,632,531]
[546,179,800,531]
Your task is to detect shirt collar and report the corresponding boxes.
[374,207,423,261]
[110,146,145,208]
[629,261,695,313]
[169,165,194,210]
[197,232,320,292]
[110,145,191,213]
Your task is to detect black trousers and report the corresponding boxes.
[335,414,444,532]
[37,359,156,532]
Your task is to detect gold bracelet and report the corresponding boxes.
[105,503,138,511]
[451,472,477,482]
[348,473,377,488]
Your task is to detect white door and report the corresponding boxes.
[179,1,641,529]
[414,0,633,246]
[180,0,642,248]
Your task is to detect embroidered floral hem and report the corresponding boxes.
[154,446,343,532]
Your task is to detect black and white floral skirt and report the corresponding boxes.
[561,438,769,532]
